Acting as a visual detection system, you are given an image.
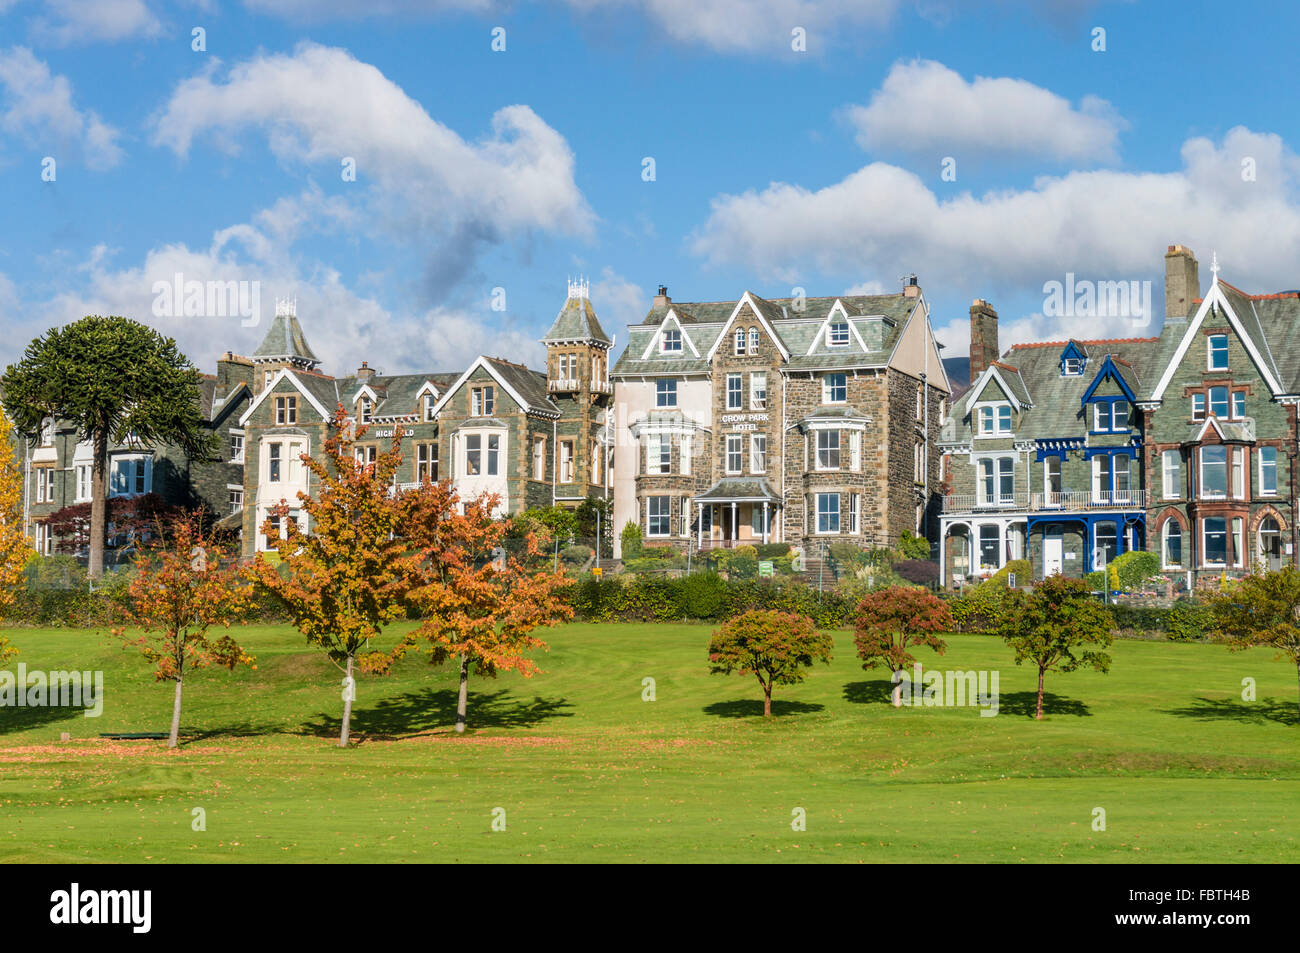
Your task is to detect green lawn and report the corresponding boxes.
[0,622,1297,863]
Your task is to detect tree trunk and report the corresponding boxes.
[1036,667,1046,720]
[339,654,354,748]
[892,668,904,707]
[455,655,470,733]
[88,428,108,580]
[762,678,772,718]
[168,676,182,749]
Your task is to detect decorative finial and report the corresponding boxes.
[1210,251,1220,282]
[275,296,297,318]
[567,275,589,301]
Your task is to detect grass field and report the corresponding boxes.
[1,622,1297,863]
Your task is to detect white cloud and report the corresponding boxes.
[30,0,164,46]
[245,0,899,53]
[844,59,1126,163]
[0,46,124,169]
[151,43,593,294]
[692,126,1300,304]
[591,268,645,330]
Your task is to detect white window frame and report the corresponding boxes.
[1202,516,1228,568]
[829,320,850,347]
[823,373,847,404]
[815,492,840,535]
[1200,445,1227,500]
[1208,334,1229,371]
[725,435,743,474]
[1259,446,1278,496]
[750,434,766,474]
[656,378,678,408]
[647,496,671,537]
[750,372,767,410]
[1161,449,1181,500]
[661,329,682,353]
[815,430,841,471]
[726,373,743,410]
[1161,520,1183,570]
[733,328,746,356]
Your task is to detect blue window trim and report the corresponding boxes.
[1083,445,1141,461]
[1059,340,1089,376]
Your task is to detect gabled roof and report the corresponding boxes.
[431,356,560,418]
[1080,354,1138,405]
[963,361,1030,413]
[238,368,334,426]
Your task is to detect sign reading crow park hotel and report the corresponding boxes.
[721,413,769,432]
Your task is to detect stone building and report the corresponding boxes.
[237,287,612,555]
[939,244,1300,588]
[610,282,950,556]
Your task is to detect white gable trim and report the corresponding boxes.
[805,299,869,355]
[1150,280,1284,400]
[431,356,550,418]
[962,364,1024,415]
[414,380,441,401]
[704,292,792,362]
[1194,416,1227,441]
[350,384,380,406]
[639,309,700,360]
[238,369,332,426]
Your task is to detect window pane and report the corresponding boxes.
[1204,517,1227,564]
[1201,446,1226,497]
[1209,335,1228,369]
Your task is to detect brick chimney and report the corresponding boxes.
[902,274,920,298]
[969,299,999,382]
[1164,244,1200,321]
[356,361,376,382]
[653,284,671,308]
[216,351,253,392]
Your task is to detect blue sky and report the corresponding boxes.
[3,0,1300,379]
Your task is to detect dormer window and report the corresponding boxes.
[1092,399,1130,433]
[661,329,681,353]
[1063,358,1083,375]
[423,394,437,422]
[358,397,372,425]
[829,320,850,347]
[977,404,1012,435]
[1208,334,1229,371]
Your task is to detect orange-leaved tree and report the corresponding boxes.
[708,609,833,717]
[254,407,417,747]
[853,586,953,707]
[402,483,573,733]
[115,516,255,748]
[0,412,32,664]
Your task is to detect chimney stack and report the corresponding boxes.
[1165,244,1200,321]
[356,361,375,382]
[653,285,670,308]
[969,299,999,381]
[902,274,920,298]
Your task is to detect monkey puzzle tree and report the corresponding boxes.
[402,482,573,733]
[116,516,254,748]
[253,407,416,747]
[997,574,1114,720]
[708,609,833,717]
[853,585,952,707]
[1,316,214,578]
[1207,567,1300,722]
[0,412,32,664]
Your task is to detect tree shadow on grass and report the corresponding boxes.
[842,680,896,705]
[996,691,1092,719]
[703,698,824,719]
[184,687,573,745]
[0,702,89,735]
[1163,696,1298,727]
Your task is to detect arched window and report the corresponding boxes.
[1259,516,1282,570]
[748,328,760,353]
[734,327,746,355]
[1161,519,1182,569]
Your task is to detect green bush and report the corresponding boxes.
[620,522,643,560]
[755,543,791,560]
[1111,550,1161,591]
[897,530,932,560]
[675,571,727,619]
[560,544,593,570]
[1166,598,1210,642]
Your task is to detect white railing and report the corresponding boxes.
[591,380,613,395]
[548,378,580,392]
[942,489,1148,513]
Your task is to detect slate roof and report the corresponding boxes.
[253,312,321,365]
[695,477,782,502]
[613,290,920,378]
[543,294,612,345]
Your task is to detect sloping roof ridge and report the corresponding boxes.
[1010,336,1159,350]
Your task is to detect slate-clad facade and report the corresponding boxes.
[610,282,950,556]
[237,286,612,556]
[940,244,1300,588]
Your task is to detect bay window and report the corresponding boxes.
[816,430,841,470]
[815,492,840,534]
[647,497,671,537]
[1199,446,1227,499]
[1203,517,1228,566]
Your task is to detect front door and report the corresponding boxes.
[1043,535,1064,578]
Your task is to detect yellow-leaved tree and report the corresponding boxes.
[0,413,33,664]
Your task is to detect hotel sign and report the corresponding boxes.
[374,428,414,438]
[722,413,769,432]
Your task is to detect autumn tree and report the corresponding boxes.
[853,586,953,706]
[45,493,187,557]
[115,516,254,747]
[402,482,573,733]
[1207,567,1300,722]
[254,407,415,747]
[0,413,32,665]
[997,574,1113,720]
[707,609,833,717]
[1,316,215,578]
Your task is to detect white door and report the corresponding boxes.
[1043,535,1063,577]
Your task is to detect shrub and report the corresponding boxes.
[826,542,864,570]
[896,530,932,560]
[1112,550,1161,591]
[726,545,759,579]
[894,559,939,587]
[560,544,593,570]
[1166,597,1209,642]
[755,543,791,560]
[620,521,643,560]
[676,571,727,619]
[982,559,1030,589]
[1084,570,1107,591]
